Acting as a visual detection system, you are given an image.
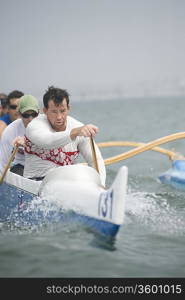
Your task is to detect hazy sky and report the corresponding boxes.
[0,0,185,98]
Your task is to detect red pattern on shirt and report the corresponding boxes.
[24,136,79,166]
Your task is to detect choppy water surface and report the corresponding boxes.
[0,96,185,277]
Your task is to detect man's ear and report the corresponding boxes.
[68,105,70,111]
[43,107,47,114]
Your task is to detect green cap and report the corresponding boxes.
[18,95,39,114]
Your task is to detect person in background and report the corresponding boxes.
[0,90,24,138]
[0,93,8,117]
[23,86,106,186]
[0,95,39,176]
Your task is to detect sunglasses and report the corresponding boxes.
[9,104,18,110]
[21,112,39,119]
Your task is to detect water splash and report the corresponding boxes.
[3,195,68,232]
[125,190,185,236]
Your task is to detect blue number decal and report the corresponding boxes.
[98,190,113,219]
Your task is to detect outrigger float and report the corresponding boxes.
[159,160,185,190]
[98,131,185,191]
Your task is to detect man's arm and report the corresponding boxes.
[70,124,99,140]
[0,120,7,138]
[0,132,13,174]
[27,117,99,149]
[26,116,72,148]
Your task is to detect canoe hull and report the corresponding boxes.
[0,165,128,237]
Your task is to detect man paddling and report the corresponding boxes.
[23,86,106,186]
[0,95,39,176]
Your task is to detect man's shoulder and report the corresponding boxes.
[0,114,11,125]
[27,113,46,128]
[0,114,7,121]
[5,118,22,130]
[67,115,84,127]
[1,119,23,138]
[26,114,50,135]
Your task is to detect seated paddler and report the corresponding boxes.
[23,86,106,186]
[0,90,24,138]
[0,95,39,176]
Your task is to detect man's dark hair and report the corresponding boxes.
[7,90,24,105]
[43,86,70,108]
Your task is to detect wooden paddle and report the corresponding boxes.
[103,132,185,165]
[90,136,100,173]
[0,145,19,184]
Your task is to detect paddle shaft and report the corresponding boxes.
[103,132,185,165]
[90,136,100,173]
[0,146,19,184]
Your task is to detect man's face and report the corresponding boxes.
[8,98,20,121]
[0,98,8,115]
[43,98,69,131]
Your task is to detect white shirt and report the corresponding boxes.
[0,119,25,174]
[24,114,106,186]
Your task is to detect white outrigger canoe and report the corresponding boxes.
[0,164,128,237]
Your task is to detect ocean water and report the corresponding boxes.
[0,96,185,278]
